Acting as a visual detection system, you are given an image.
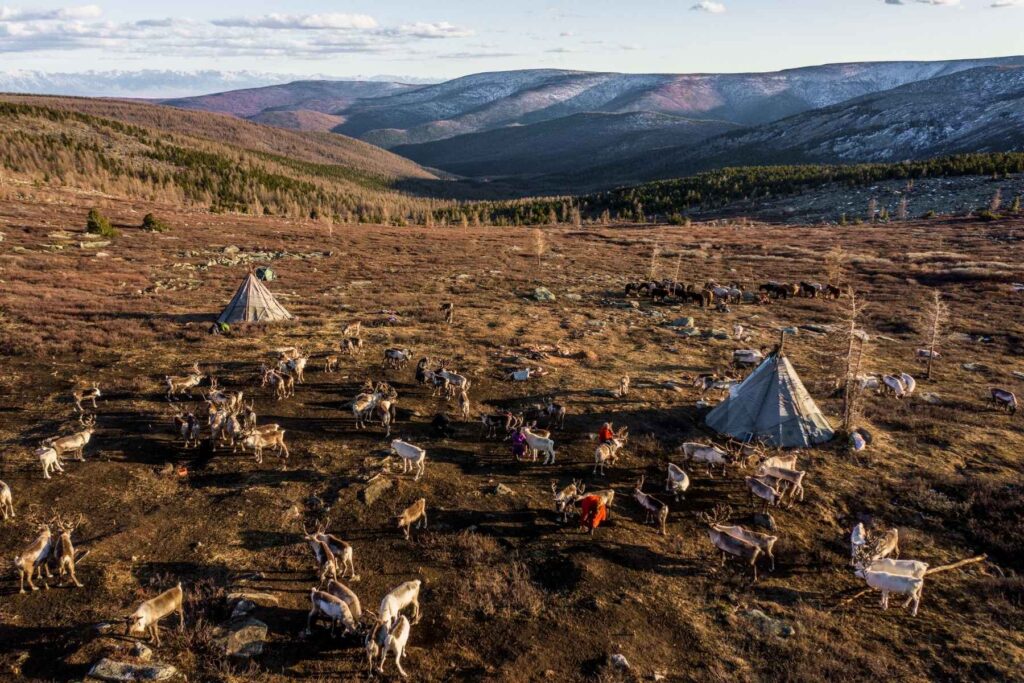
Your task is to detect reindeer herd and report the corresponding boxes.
[2,274,1016,679]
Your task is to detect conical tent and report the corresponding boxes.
[705,351,834,448]
[217,273,292,324]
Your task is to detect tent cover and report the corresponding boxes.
[217,273,292,324]
[705,351,834,448]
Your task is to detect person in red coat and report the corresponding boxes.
[598,422,615,445]
[579,495,607,535]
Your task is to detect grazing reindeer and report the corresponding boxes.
[384,348,413,369]
[756,465,807,505]
[582,489,616,518]
[366,620,391,673]
[126,583,185,646]
[633,477,669,535]
[280,355,308,384]
[865,528,900,562]
[699,505,763,581]
[304,521,358,581]
[306,588,358,637]
[342,321,362,338]
[301,525,340,584]
[341,337,364,355]
[378,615,411,677]
[594,426,628,475]
[457,389,471,420]
[436,361,471,396]
[261,366,295,400]
[37,446,64,479]
[746,476,783,512]
[165,363,204,398]
[0,480,13,520]
[52,513,86,587]
[14,518,54,592]
[397,499,427,541]
[51,415,96,462]
[552,479,585,522]
[379,579,422,628]
[440,301,454,325]
[990,387,1018,414]
[72,383,101,412]
[853,547,924,617]
[665,463,690,501]
[618,374,630,398]
[326,579,362,620]
[241,428,289,464]
[323,355,339,373]
[391,440,427,481]
[705,506,778,571]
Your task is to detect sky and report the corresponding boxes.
[0,0,1022,84]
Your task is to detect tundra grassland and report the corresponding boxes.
[0,186,1022,682]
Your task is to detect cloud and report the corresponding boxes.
[0,10,475,57]
[212,13,378,30]
[690,1,726,13]
[0,4,101,21]
[394,21,473,39]
[544,46,578,54]
[990,0,1022,6]
[559,31,574,37]
[884,0,961,4]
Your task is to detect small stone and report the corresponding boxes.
[87,658,180,681]
[753,513,777,531]
[739,608,796,638]
[610,654,631,670]
[223,617,268,658]
[226,591,279,607]
[131,643,152,662]
[223,245,240,254]
[361,477,393,506]
[533,287,556,302]
[493,483,514,495]
[230,599,256,619]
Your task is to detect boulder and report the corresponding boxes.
[87,659,180,682]
[222,617,268,658]
[130,643,153,662]
[226,591,278,607]
[800,324,831,334]
[493,483,514,495]
[532,287,556,302]
[361,476,393,506]
[668,317,696,328]
[739,608,796,638]
[230,599,256,620]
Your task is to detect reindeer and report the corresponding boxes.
[302,526,340,585]
[457,389,470,420]
[397,499,427,541]
[756,464,807,505]
[544,398,566,430]
[173,410,201,448]
[523,426,556,465]
[990,387,1018,414]
[326,579,362,621]
[261,366,295,400]
[303,521,358,581]
[480,412,518,439]
[126,583,185,646]
[52,513,86,588]
[436,361,470,396]
[552,479,585,522]
[746,476,783,512]
[51,415,96,462]
[0,480,13,520]
[343,321,362,338]
[14,517,54,592]
[240,402,257,431]
[704,506,778,571]
[324,355,339,373]
[341,337,364,355]
[377,615,412,678]
[165,363,204,399]
[440,301,454,324]
[37,446,64,479]
[383,348,412,370]
[680,442,734,477]
[633,477,669,535]
[865,527,900,562]
[306,588,359,637]
[379,579,422,628]
[391,440,426,481]
[241,428,289,464]
[618,374,630,398]
[853,546,924,616]
[698,505,763,581]
[279,354,308,384]
[665,463,690,501]
[594,426,628,475]
[72,383,101,412]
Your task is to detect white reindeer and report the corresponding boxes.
[37,446,64,479]
[746,476,783,512]
[756,465,807,504]
[378,615,411,678]
[51,415,96,462]
[241,429,289,464]
[862,569,924,617]
[391,440,426,481]
[680,442,732,477]
[379,579,422,629]
[633,476,668,535]
[990,387,1018,414]
[14,521,53,592]
[665,463,690,501]
[165,363,204,398]
[0,480,13,520]
[552,479,584,522]
[126,583,185,646]
[699,505,763,581]
[306,588,358,637]
[523,426,556,465]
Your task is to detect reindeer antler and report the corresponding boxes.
[698,503,733,526]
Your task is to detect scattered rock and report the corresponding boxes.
[800,324,831,334]
[739,608,796,638]
[222,245,240,254]
[589,388,617,397]
[361,476,393,506]
[610,653,631,670]
[226,591,279,607]
[87,658,180,681]
[222,617,268,658]
[962,362,989,372]
[493,483,514,495]
[753,513,777,531]
[565,293,582,301]
[668,317,695,328]
[1012,371,1024,381]
[921,392,943,405]
[532,287,556,302]
[781,326,799,336]
[230,599,256,619]
[130,643,152,662]
[93,622,114,634]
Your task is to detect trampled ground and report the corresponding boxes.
[0,186,1022,682]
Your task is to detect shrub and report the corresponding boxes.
[141,213,169,232]
[86,208,117,237]
[976,209,999,222]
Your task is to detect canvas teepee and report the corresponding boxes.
[705,348,833,448]
[217,271,292,324]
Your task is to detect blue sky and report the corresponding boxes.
[1,0,1022,79]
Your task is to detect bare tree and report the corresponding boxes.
[921,290,949,381]
[648,243,661,280]
[825,243,848,287]
[532,228,547,267]
[672,252,682,283]
[897,196,908,222]
[990,188,1003,214]
[867,198,878,223]
[840,287,869,430]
